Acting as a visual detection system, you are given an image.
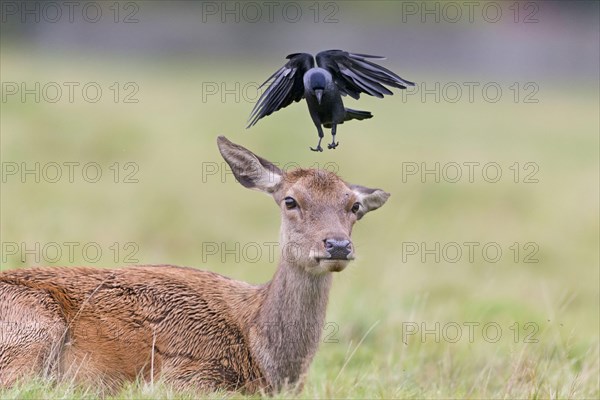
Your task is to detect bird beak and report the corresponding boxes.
[315,89,323,105]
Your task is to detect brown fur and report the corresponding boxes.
[1,266,265,392]
[0,137,389,394]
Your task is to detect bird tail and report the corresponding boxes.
[344,108,373,122]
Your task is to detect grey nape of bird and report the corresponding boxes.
[247,49,415,152]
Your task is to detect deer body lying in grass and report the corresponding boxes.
[0,136,389,394]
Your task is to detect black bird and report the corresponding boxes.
[247,50,414,151]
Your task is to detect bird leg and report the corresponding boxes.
[310,125,325,152]
[328,124,339,149]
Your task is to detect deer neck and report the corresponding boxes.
[253,260,332,391]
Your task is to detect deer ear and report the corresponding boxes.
[217,136,282,193]
[349,184,390,220]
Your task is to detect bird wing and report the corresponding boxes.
[247,53,315,128]
[316,50,414,100]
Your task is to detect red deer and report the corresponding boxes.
[0,136,389,394]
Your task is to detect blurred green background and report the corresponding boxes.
[1,1,598,398]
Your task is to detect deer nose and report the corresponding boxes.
[324,239,353,260]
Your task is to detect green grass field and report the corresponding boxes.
[1,48,598,399]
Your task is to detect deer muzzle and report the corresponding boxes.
[324,238,353,260]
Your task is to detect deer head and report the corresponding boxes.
[217,136,389,274]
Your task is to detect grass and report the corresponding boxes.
[1,48,598,399]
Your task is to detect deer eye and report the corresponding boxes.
[351,202,361,214]
[284,197,297,209]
